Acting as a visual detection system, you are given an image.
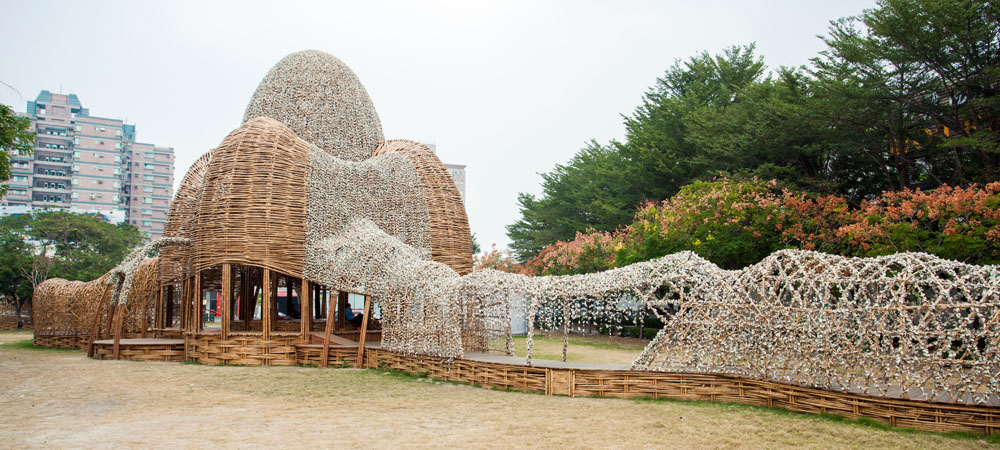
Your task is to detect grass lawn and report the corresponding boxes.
[0,331,995,448]
[510,332,648,365]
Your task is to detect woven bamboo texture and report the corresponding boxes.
[93,341,185,362]
[33,259,160,349]
[295,345,361,367]
[33,333,89,349]
[160,151,212,284]
[367,349,1000,435]
[372,140,473,275]
[185,333,299,366]
[0,302,26,330]
[192,117,311,277]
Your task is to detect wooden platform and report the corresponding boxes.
[92,338,185,362]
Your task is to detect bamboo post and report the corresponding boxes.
[301,279,311,340]
[180,278,189,331]
[112,303,125,360]
[221,264,231,339]
[356,295,372,367]
[140,286,150,339]
[192,273,201,333]
[321,290,335,368]
[262,269,271,340]
[87,283,114,357]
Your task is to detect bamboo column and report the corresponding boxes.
[87,283,114,358]
[301,279,311,340]
[262,269,271,340]
[221,264,231,339]
[192,273,201,333]
[111,302,125,359]
[140,288,150,339]
[321,290,335,368]
[180,278,189,331]
[356,295,372,367]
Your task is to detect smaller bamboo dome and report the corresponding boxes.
[33,258,161,348]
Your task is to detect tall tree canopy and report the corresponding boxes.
[0,211,144,318]
[508,0,1000,260]
[0,103,36,197]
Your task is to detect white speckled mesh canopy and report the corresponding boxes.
[243,50,385,161]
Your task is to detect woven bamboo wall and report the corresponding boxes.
[32,276,106,342]
[121,258,160,335]
[93,342,185,362]
[0,302,25,330]
[33,259,160,348]
[161,151,213,284]
[192,117,311,277]
[372,140,473,275]
[367,349,1000,435]
[185,333,299,366]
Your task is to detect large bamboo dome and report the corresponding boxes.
[159,51,473,284]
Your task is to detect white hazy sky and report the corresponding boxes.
[1,0,876,250]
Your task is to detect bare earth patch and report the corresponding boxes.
[0,332,992,449]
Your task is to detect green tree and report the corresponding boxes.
[25,210,144,282]
[0,218,32,327]
[810,0,1000,195]
[0,103,36,196]
[506,141,637,259]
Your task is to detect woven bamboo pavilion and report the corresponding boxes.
[31,50,1000,434]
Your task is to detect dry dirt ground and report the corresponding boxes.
[0,331,995,449]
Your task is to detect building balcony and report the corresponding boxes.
[33,186,70,194]
[33,172,71,180]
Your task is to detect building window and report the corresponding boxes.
[143,174,154,181]
[144,152,154,159]
[142,209,152,215]
[113,194,120,202]
[143,197,152,204]
[115,143,122,149]
[116,130,122,137]
[72,178,79,186]
[143,186,153,193]
[73,151,80,158]
[12,175,27,182]
[71,192,78,199]
[73,138,81,145]
[74,125,81,131]
[142,220,152,227]
[113,181,121,188]
[114,156,121,163]
[114,168,121,175]
[72,164,79,171]
[144,163,154,170]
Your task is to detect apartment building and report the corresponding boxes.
[1,90,175,239]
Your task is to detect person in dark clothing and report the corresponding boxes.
[345,302,364,326]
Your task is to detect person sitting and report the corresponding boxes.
[345,302,364,327]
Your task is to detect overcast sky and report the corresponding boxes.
[1,0,877,250]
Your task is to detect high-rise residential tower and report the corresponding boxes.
[1,90,175,239]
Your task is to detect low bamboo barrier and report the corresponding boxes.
[185,333,299,366]
[93,341,185,362]
[366,349,1000,435]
